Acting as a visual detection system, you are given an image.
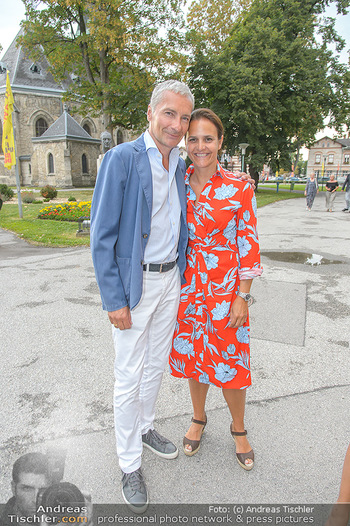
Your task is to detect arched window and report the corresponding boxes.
[117,129,123,145]
[82,154,88,174]
[48,153,54,174]
[36,118,48,137]
[83,124,91,136]
[0,119,3,154]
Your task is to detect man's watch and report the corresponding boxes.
[237,291,253,306]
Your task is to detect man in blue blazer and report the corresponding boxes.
[90,80,194,512]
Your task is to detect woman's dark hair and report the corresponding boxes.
[189,108,224,140]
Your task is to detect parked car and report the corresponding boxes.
[286,176,303,183]
[318,175,345,184]
[264,177,277,182]
[318,176,330,184]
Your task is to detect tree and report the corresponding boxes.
[290,151,307,176]
[19,0,187,132]
[188,0,350,184]
[187,0,251,52]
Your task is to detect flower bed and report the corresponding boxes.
[38,201,91,221]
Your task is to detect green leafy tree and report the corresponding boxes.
[291,153,307,176]
[187,0,251,52]
[294,159,307,176]
[189,0,350,185]
[19,0,187,132]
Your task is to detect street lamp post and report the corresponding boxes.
[322,155,326,191]
[238,143,249,172]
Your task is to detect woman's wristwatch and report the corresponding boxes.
[237,291,253,306]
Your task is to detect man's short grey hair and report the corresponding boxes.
[150,80,194,112]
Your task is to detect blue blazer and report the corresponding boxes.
[90,134,188,312]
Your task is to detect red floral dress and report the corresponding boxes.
[169,163,262,389]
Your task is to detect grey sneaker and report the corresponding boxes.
[142,429,178,459]
[121,468,148,513]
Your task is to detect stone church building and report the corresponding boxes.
[0,30,129,187]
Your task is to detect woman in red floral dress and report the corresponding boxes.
[169,109,262,469]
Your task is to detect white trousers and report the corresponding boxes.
[112,265,180,473]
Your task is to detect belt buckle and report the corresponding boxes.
[159,263,163,273]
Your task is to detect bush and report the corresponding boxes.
[0,184,15,200]
[22,191,35,203]
[40,185,57,200]
[68,196,77,202]
[43,198,51,202]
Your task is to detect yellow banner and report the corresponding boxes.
[2,71,16,169]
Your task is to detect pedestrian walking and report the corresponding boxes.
[341,173,350,212]
[304,173,318,210]
[325,174,339,212]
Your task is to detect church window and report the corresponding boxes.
[117,129,123,145]
[315,154,321,164]
[82,154,88,174]
[35,118,48,137]
[344,154,350,165]
[83,124,91,136]
[328,154,334,164]
[30,63,41,74]
[48,153,54,174]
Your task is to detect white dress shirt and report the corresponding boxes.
[143,130,181,264]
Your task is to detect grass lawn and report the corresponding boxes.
[0,188,303,247]
[0,203,91,246]
[255,187,303,206]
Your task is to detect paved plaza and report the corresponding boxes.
[0,191,349,505]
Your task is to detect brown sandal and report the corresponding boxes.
[230,426,254,471]
[183,416,207,456]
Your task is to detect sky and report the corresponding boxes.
[0,0,26,54]
[2,0,350,59]
[1,0,350,55]
[1,0,350,151]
